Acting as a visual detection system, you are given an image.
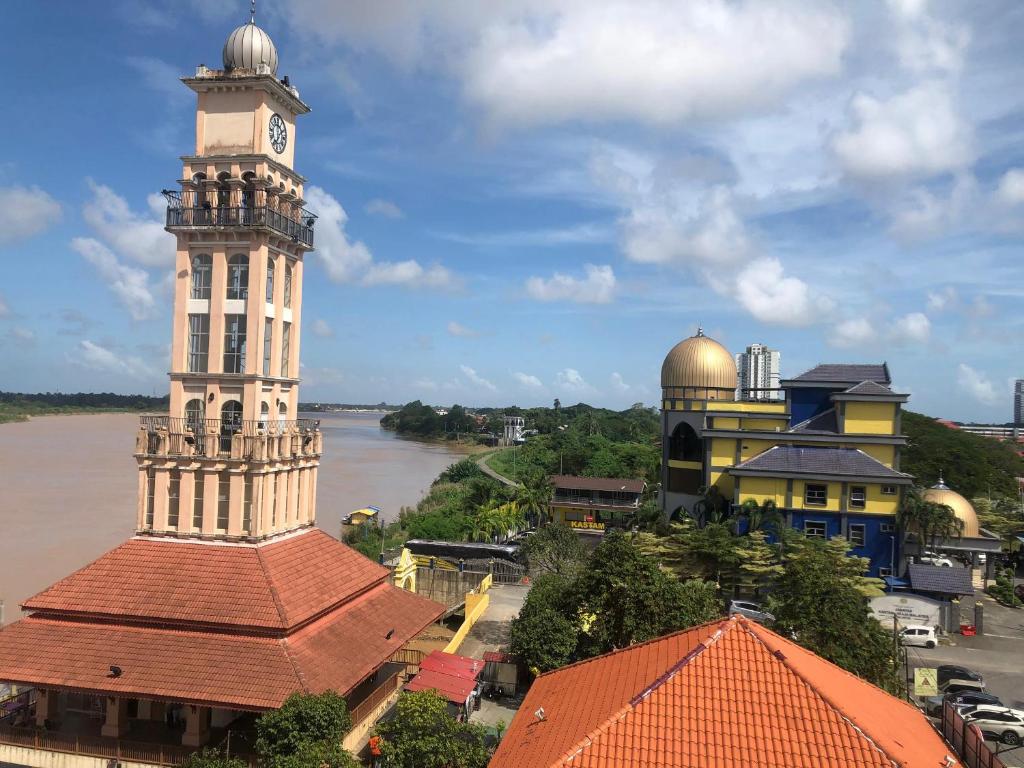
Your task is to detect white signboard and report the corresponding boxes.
[870,594,943,628]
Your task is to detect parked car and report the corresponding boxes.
[919,552,954,567]
[937,665,984,686]
[963,706,1024,746]
[925,691,1003,717]
[899,625,937,648]
[728,600,775,624]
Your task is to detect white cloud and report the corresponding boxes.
[461,1,848,128]
[311,319,334,338]
[554,368,595,395]
[0,186,62,246]
[447,321,480,338]
[460,364,496,392]
[609,372,632,393]
[365,198,405,218]
[888,174,977,240]
[307,186,457,289]
[74,340,154,379]
[71,237,156,321]
[10,326,35,342]
[734,258,832,327]
[514,372,544,390]
[996,169,1024,206]
[956,363,999,406]
[926,286,957,312]
[829,318,877,348]
[890,312,931,344]
[525,264,615,304]
[888,0,969,75]
[833,83,973,180]
[81,180,173,267]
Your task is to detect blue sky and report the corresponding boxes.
[1,1,1023,421]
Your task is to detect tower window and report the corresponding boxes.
[281,321,291,377]
[190,254,212,300]
[278,401,288,427]
[145,467,155,529]
[223,314,247,374]
[227,254,249,300]
[220,400,243,454]
[263,318,273,376]
[243,476,253,535]
[283,263,293,308]
[217,472,231,532]
[260,402,270,430]
[188,314,209,372]
[266,256,275,302]
[668,422,702,462]
[192,472,205,530]
[168,470,180,529]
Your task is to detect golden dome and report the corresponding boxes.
[923,480,980,538]
[661,328,737,391]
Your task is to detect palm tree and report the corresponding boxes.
[516,474,552,528]
[898,486,963,554]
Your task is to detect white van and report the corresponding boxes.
[899,625,938,648]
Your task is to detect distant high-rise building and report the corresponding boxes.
[1014,378,1024,433]
[736,343,781,400]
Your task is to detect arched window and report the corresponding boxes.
[227,254,248,300]
[283,263,293,308]
[278,402,288,428]
[669,422,702,462]
[219,400,243,453]
[266,256,275,302]
[216,171,231,209]
[190,254,212,300]
[260,402,270,430]
[185,398,206,455]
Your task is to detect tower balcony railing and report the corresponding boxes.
[137,415,321,462]
[162,190,316,248]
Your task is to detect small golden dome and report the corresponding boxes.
[661,328,737,391]
[923,480,980,538]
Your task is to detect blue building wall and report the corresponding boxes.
[785,511,898,576]
[787,387,835,426]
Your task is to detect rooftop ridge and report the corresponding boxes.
[255,540,291,628]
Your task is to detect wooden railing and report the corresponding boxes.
[349,671,403,727]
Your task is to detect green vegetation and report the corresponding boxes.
[972,496,1024,557]
[182,750,247,768]
[510,530,720,673]
[901,411,1024,498]
[987,568,1023,608]
[254,691,356,768]
[898,486,963,549]
[0,391,169,424]
[373,690,490,768]
[380,402,481,440]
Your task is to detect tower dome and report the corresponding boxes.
[661,328,737,398]
[923,477,980,537]
[223,21,279,75]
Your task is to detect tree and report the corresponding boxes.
[509,603,578,673]
[735,531,784,596]
[899,487,963,551]
[182,750,247,768]
[766,536,902,694]
[255,691,353,768]
[374,690,489,768]
[520,523,586,578]
[515,472,552,527]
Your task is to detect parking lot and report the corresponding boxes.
[905,595,1024,766]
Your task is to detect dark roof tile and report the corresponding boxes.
[731,445,909,479]
[907,564,974,595]
[790,364,890,385]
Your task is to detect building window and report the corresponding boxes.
[227,254,249,300]
[281,321,291,377]
[849,486,866,510]
[223,314,247,373]
[880,522,896,534]
[217,472,230,531]
[243,477,253,535]
[848,524,866,547]
[188,314,209,372]
[804,484,828,506]
[191,254,212,299]
[263,318,273,376]
[260,402,270,430]
[278,401,288,427]
[192,472,204,530]
[266,257,275,302]
[145,467,155,529]
[878,567,893,577]
[283,263,293,308]
[804,521,827,539]
[220,400,243,454]
[881,485,898,495]
[168,471,180,529]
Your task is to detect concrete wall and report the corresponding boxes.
[0,744,162,768]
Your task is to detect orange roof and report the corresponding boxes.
[491,617,961,768]
[22,528,387,631]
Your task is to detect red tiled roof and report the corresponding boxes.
[419,651,483,679]
[483,651,513,664]
[0,582,443,710]
[490,617,962,768]
[22,529,388,631]
[550,476,646,494]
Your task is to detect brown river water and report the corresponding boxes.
[0,411,471,624]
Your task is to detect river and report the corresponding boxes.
[0,411,471,623]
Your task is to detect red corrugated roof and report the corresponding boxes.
[419,651,483,679]
[483,651,513,663]
[405,670,477,704]
[22,529,388,631]
[490,617,962,768]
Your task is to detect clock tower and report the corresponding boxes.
[137,14,321,541]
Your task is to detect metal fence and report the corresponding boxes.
[163,190,316,248]
[139,415,320,460]
[941,702,1007,768]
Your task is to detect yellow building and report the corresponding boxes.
[548,475,646,534]
[660,329,912,576]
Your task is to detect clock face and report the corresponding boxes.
[269,113,287,154]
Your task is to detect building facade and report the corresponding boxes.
[661,330,912,576]
[0,15,444,764]
[1015,378,1023,428]
[735,343,781,401]
[548,475,646,533]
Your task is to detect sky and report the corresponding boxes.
[1,1,1023,421]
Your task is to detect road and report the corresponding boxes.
[476,453,522,488]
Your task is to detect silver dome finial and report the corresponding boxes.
[251,0,256,23]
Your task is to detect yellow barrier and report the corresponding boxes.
[478,573,493,594]
[443,591,490,654]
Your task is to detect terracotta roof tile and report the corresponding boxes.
[491,617,961,768]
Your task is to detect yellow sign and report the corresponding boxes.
[569,520,605,531]
[914,667,938,697]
